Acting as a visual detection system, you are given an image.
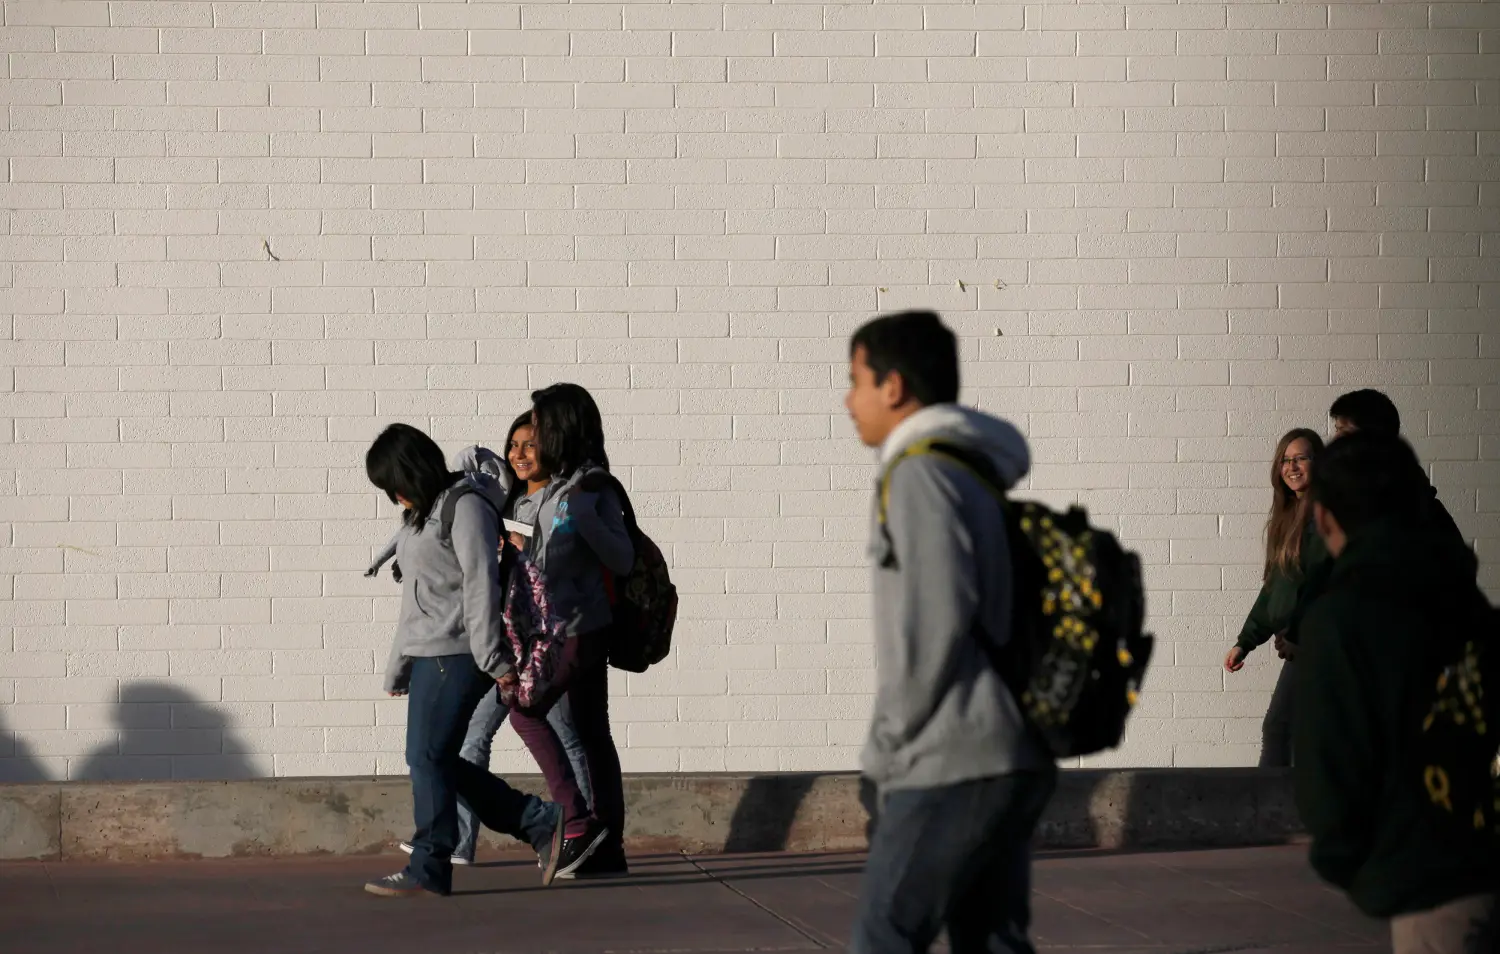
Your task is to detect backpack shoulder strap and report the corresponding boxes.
[574,469,639,537]
[877,438,1006,529]
[438,483,501,544]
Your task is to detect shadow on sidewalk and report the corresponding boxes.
[73,682,257,782]
[456,856,867,897]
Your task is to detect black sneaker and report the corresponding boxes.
[563,840,629,880]
[551,820,610,883]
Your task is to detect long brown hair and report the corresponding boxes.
[1264,428,1325,581]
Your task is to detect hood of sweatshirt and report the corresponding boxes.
[449,445,510,492]
[878,403,1030,490]
[442,469,510,520]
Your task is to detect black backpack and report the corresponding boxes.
[570,471,679,674]
[1415,604,1500,839]
[878,439,1154,759]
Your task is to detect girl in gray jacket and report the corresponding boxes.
[507,383,635,879]
[362,423,569,898]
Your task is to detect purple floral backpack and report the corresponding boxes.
[499,550,569,712]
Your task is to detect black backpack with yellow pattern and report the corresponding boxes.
[878,439,1154,759]
[1417,607,1500,840]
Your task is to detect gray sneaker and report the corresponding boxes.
[538,801,569,887]
[398,841,471,865]
[364,870,433,898]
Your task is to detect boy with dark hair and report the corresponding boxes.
[1295,432,1498,953]
[845,310,1055,954]
[1327,388,1463,546]
[1329,388,1402,438]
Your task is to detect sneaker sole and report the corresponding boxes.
[553,826,611,881]
[566,867,630,881]
[399,842,471,866]
[364,883,429,898]
[539,809,568,887]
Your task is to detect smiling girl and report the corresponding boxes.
[1223,427,1330,767]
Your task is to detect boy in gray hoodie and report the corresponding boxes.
[845,312,1055,954]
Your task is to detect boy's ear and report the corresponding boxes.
[879,367,909,409]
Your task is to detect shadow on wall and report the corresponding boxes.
[72,682,258,782]
[0,709,48,783]
[723,774,820,852]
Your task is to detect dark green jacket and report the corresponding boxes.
[1293,519,1498,918]
[1235,520,1330,657]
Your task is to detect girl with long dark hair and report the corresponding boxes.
[362,423,568,898]
[1223,427,1330,767]
[398,413,595,868]
[508,383,634,878]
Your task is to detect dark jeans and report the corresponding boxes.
[1259,659,1296,768]
[405,654,558,894]
[510,626,625,843]
[852,769,1058,954]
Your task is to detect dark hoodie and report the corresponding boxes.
[1284,476,1470,648]
[1293,518,1499,918]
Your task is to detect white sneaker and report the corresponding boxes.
[398,841,471,865]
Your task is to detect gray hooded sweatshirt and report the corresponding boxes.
[526,463,635,640]
[368,445,508,578]
[382,469,513,693]
[863,403,1051,792]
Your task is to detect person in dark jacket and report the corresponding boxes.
[1329,389,1467,548]
[1294,432,1498,953]
[1224,428,1331,767]
[1281,389,1473,652]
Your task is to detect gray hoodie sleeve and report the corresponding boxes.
[383,633,412,694]
[449,492,513,680]
[569,484,635,576]
[366,529,400,578]
[870,458,989,760]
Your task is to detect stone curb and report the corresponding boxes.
[0,768,1301,861]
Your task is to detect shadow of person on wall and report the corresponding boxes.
[0,708,49,782]
[723,773,821,853]
[72,682,258,782]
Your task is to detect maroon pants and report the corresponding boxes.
[510,627,625,842]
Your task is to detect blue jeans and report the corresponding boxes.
[454,685,594,861]
[404,654,559,895]
[852,769,1057,954]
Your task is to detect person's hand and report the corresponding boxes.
[497,670,519,705]
[387,690,407,698]
[507,531,527,551]
[1224,646,1246,673]
[1273,634,1297,661]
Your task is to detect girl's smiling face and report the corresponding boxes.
[1280,437,1313,496]
[508,425,543,484]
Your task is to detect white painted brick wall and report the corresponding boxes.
[1,0,1497,781]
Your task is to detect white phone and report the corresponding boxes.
[503,519,533,538]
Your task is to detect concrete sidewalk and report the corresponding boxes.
[0,844,1386,953]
